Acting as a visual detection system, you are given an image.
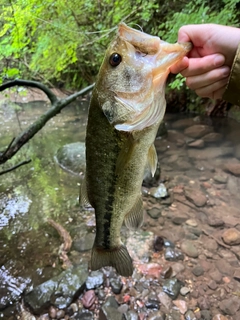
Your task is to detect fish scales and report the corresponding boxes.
[80,23,191,276]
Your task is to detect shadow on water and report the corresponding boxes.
[1,99,240,318]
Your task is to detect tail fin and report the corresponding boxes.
[91,244,133,277]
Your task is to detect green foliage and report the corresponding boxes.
[0,0,239,89]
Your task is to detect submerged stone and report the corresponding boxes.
[162,278,182,300]
[24,263,88,314]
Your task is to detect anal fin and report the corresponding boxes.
[124,195,144,230]
[91,244,133,277]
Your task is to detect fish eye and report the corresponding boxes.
[109,53,122,67]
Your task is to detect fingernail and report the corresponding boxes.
[214,55,225,66]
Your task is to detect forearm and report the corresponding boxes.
[223,43,240,106]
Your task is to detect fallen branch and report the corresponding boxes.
[0,80,94,166]
[0,159,31,175]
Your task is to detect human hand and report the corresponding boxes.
[170,24,240,99]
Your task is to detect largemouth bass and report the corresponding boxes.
[80,23,191,276]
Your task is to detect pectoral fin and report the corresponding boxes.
[79,177,90,207]
[148,144,158,177]
[124,195,144,230]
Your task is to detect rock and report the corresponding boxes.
[55,142,86,175]
[184,310,197,320]
[207,216,224,227]
[212,314,228,320]
[147,207,162,219]
[148,310,165,320]
[192,265,204,277]
[233,269,240,281]
[73,233,95,252]
[75,310,94,319]
[215,259,233,276]
[187,139,205,148]
[209,269,222,284]
[146,292,160,309]
[202,238,218,252]
[173,299,188,314]
[109,277,123,294]
[213,174,228,184]
[171,118,195,129]
[162,278,182,300]
[123,310,138,320]
[180,287,190,296]
[157,292,173,310]
[208,280,217,290]
[222,228,240,245]
[24,263,88,314]
[180,240,199,258]
[223,162,240,176]
[200,310,211,320]
[219,297,240,315]
[82,290,96,309]
[202,132,223,142]
[86,270,104,290]
[164,247,184,261]
[99,296,122,320]
[188,147,232,160]
[172,215,189,225]
[149,183,168,198]
[184,187,207,207]
[197,296,210,310]
[184,125,213,139]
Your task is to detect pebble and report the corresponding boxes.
[110,277,123,294]
[223,162,240,176]
[212,315,228,320]
[208,280,218,290]
[200,310,211,320]
[124,310,138,320]
[219,297,240,315]
[164,247,184,261]
[185,219,198,227]
[188,139,205,148]
[184,310,197,320]
[180,240,199,258]
[213,174,228,184]
[207,216,224,227]
[82,290,96,309]
[86,270,104,290]
[149,183,168,198]
[184,187,207,207]
[157,292,173,310]
[184,125,213,139]
[173,299,188,314]
[180,287,190,296]
[148,311,165,320]
[192,265,204,277]
[222,228,240,245]
[162,278,182,300]
[147,207,162,219]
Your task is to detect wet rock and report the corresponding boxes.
[147,207,162,219]
[202,238,218,252]
[110,277,123,294]
[86,270,104,290]
[215,259,233,276]
[184,125,213,139]
[24,263,88,314]
[223,162,240,176]
[184,187,207,207]
[222,228,240,245]
[185,219,198,227]
[233,269,240,281]
[123,310,138,320]
[188,147,232,160]
[180,240,198,258]
[173,299,188,314]
[202,132,223,142]
[99,296,122,320]
[163,239,175,248]
[162,278,182,300]
[153,236,165,252]
[209,269,222,284]
[73,233,95,252]
[55,142,86,175]
[172,215,189,225]
[213,175,228,184]
[164,247,184,261]
[160,266,173,279]
[171,118,195,129]
[219,297,240,315]
[82,290,96,309]
[171,262,185,276]
[148,310,165,320]
[75,310,94,319]
[192,265,204,277]
[207,216,224,227]
[146,293,160,310]
[184,310,197,320]
[187,139,205,148]
[197,296,210,310]
[149,183,168,198]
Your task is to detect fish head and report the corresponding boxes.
[95,23,192,131]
